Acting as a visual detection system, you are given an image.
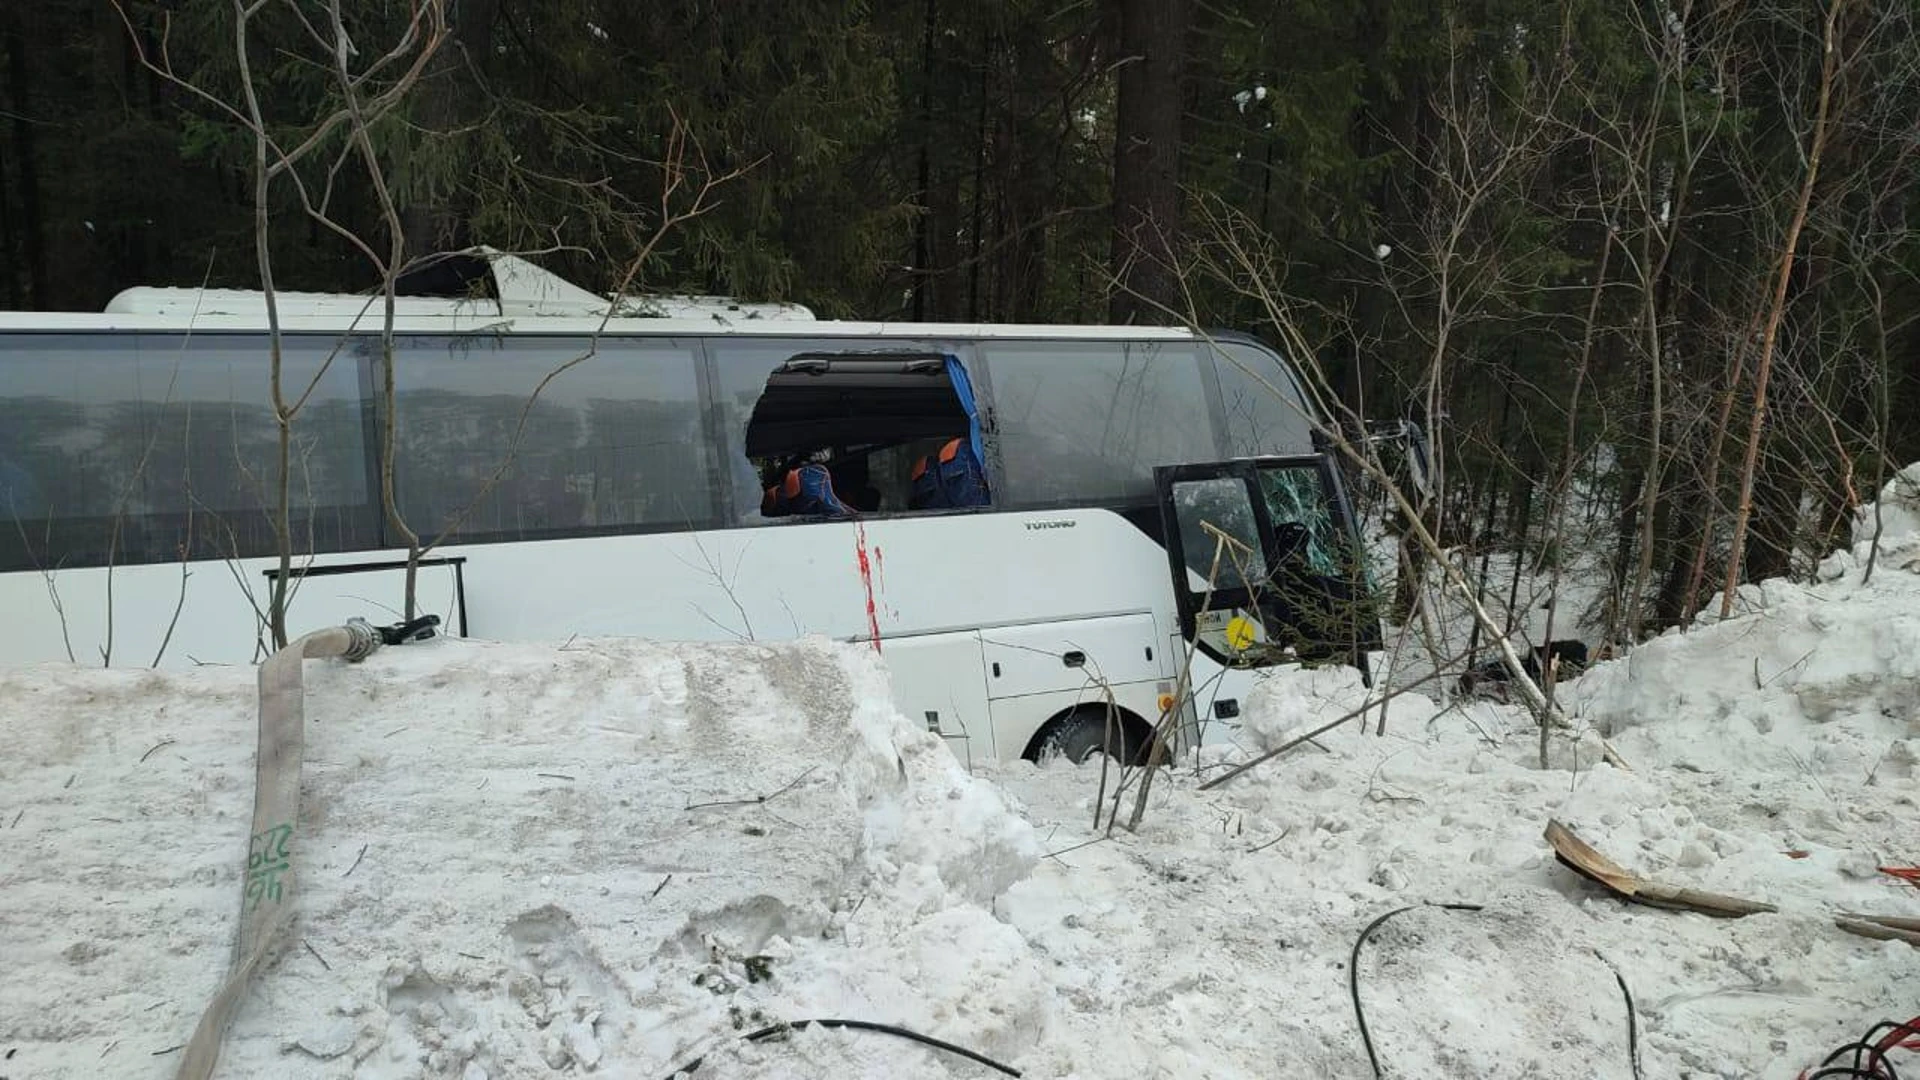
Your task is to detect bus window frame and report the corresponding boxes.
[0,328,387,572]
[702,336,992,528]
[0,326,1336,571]
[369,329,723,546]
[1154,453,1379,675]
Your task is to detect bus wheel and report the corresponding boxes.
[1029,705,1151,767]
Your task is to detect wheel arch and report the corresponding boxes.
[1021,701,1160,767]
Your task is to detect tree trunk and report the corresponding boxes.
[0,117,17,310]
[92,0,143,299]
[1107,0,1187,324]
[402,0,496,260]
[910,0,937,320]
[1722,0,1845,615]
[1607,352,1653,643]
[1744,441,1799,584]
[3,14,46,309]
[966,14,990,321]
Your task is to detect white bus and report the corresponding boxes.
[0,251,1394,766]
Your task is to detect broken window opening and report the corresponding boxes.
[741,353,991,520]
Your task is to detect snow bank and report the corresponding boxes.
[1849,461,1920,564]
[988,459,1920,1079]
[991,650,1918,1078]
[1572,565,1920,777]
[0,637,1041,1079]
[6,468,1918,1080]
[1549,463,1920,947]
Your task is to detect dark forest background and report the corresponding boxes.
[3,0,1917,643]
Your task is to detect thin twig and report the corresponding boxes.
[1248,827,1293,854]
[303,940,331,970]
[684,765,821,812]
[140,739,175,763]
[342,844,368,878]
[1044,836,1113,861]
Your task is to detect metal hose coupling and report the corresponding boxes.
[342,617,381,662]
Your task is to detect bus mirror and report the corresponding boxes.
[1401,422,1433,501]
[1362,420,1433,502]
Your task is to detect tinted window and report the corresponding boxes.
[0,332,373,571]
[983,340,1215,505]
[387,335,710,542]
[1210,341,1316,457]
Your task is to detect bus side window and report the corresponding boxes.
[1210,341,1317,458]
[710,342,810,522]
[714,342,987,524]
[385,335,713,541]
[0,331,376,573]
[982,341,1214,507]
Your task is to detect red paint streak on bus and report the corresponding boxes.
[854,522,881,651]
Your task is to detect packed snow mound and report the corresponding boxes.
[1570,567,1920,771]
[1573,461,1920,777]
[1237,661,1375,752]
[0,636,1041,1079]
[993,645,1918,1080]
[1847,461,1920,566]
[1547,468,1920,949]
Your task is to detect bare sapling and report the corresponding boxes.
[1721,0,1848,617]
[1537,223,1614,765]
[1118,520,1252,832]
[398,111,755,616]
[1164,198,1632,772]
[117,0,451,648]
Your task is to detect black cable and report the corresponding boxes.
[1349,903,1485,1078]
[657,1017,1022,1079]
[1592,950,1643,1080]
[1802,1016,1919,1079]
[1349,903,1641,1080]
[1804,1041,1899,1080]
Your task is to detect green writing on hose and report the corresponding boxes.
[245,823,293,909]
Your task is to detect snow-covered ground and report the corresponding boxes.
[3,466,1917,1079]
[1357,447,1625,696]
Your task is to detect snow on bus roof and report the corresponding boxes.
[0,246,1214,341]
[0,310,1209,340]
[99,248,819,322]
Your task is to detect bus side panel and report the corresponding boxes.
[979,614,1164,699]
[0,510,1192,753]
[873,630,994,764]
[0,562,276,668]
[434,509,1181,659]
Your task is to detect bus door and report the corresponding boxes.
[1153,455,1382,683]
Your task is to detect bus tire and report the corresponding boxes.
[1027,705,1155,767]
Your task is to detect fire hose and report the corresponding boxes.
[173,615,435,1080]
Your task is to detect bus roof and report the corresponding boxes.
[0,311,1206,339]
[0,246,1207,342]
[100,247,821,322]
